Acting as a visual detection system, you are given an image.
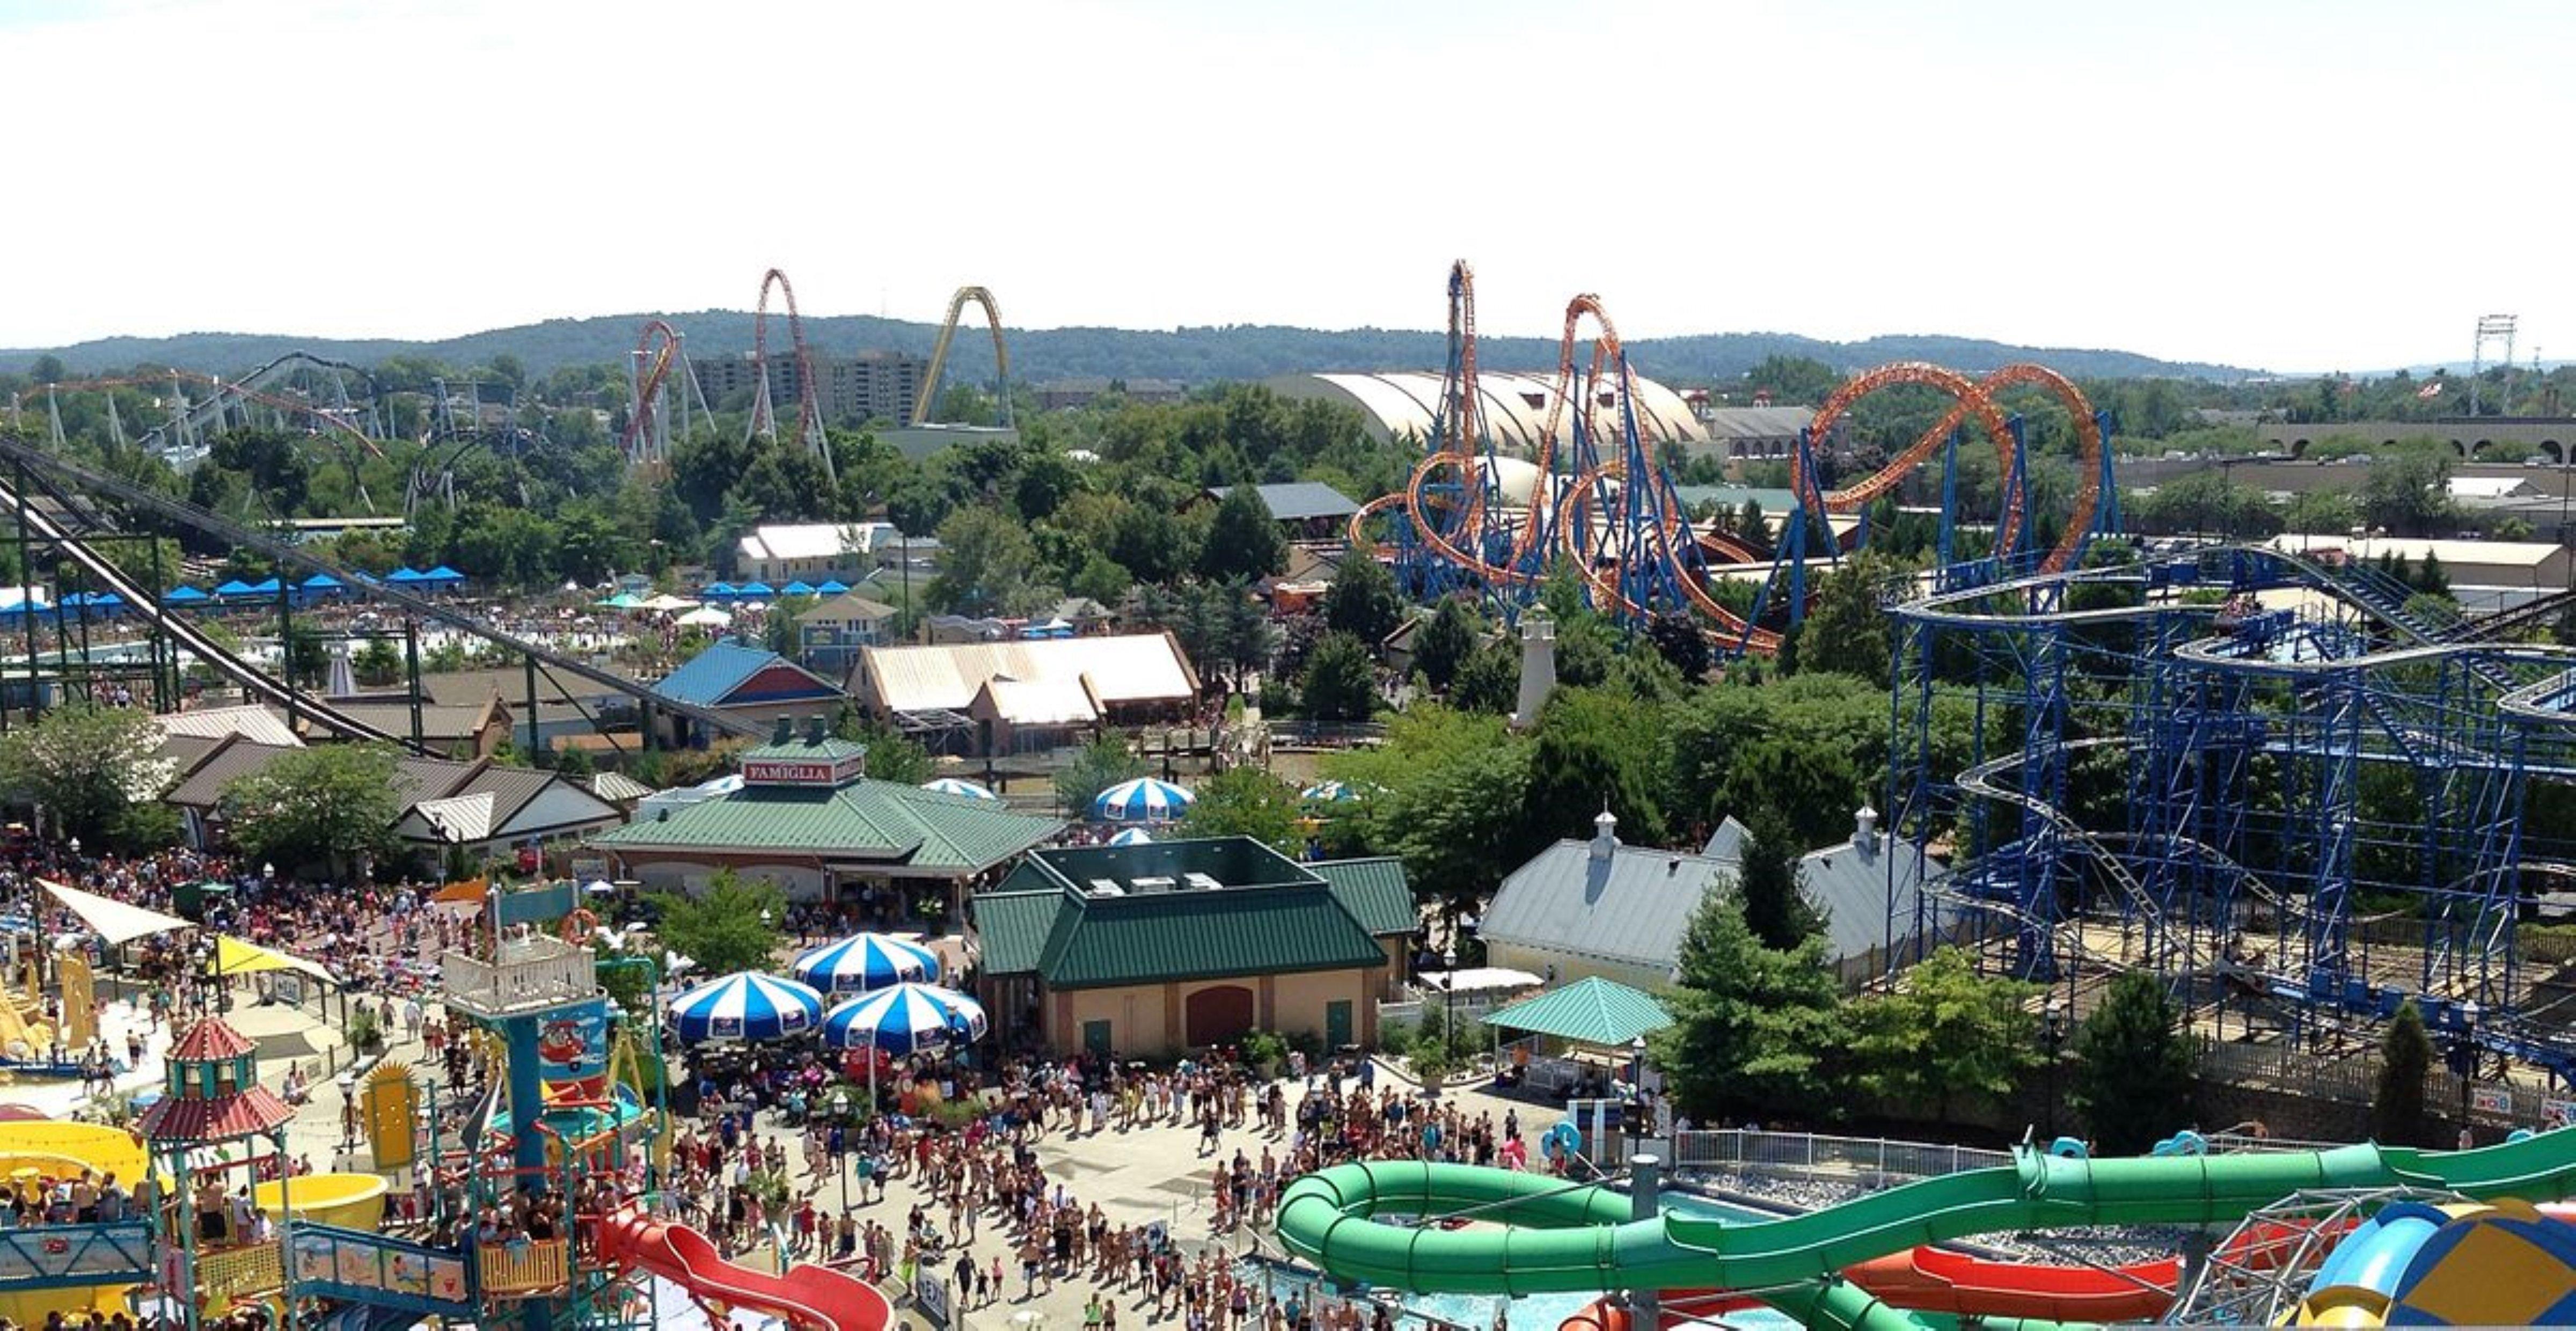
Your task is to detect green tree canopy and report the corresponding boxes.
[218,744,402,875]
[1523,686,1669,845]
[1412,596,1480,692]
[649,869,787,977]
[1737,814,1825,950]
[2067,972,2196,1153]
[1321,544,1402,645]
[1053,737,1144,818]
[1847,948,2039,1125]
[2374,999,2434,1147]
[0,705,172,852]
[1300,631,1377,722]
[1654,889,1843,1122]
[1199,485,1287,583]
[1177,768,1304,854]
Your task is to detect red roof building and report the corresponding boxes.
[138,1016,295,1144]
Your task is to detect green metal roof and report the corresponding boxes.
[970,890,1066,975]
[1483,976,1673,1047]
[741,736,868,765]
[590,778,1062,872]
[1033,883,1387,989]
[1310,858,1417,938]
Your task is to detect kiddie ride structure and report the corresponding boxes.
[1275,1128,2576,1330]
[0,916,894,1331]
[1347,261,2117,654]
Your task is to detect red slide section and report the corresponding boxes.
[594,1205,894,1331]
[1838,1247,2177,1321]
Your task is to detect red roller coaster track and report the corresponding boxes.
[623,318,686,464]
[751,267,831,478]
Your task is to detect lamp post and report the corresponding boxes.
[2040,998,2067,1139]
[1440,943,1458,1062]
[2454,999,2482,1147]
[829,1088,852,1216]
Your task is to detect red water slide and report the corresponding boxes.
[594,1206,894,1331]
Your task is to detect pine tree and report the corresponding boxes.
[2374,1000,2433,1146]
[2067,972,2195,1153]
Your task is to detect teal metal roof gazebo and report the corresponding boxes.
[1483,975,1673,1048]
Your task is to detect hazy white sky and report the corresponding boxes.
[4,0,2567,372]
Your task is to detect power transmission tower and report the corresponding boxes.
[2471,315,2517,417]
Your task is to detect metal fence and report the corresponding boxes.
[1666,1129,2014,1181]
[2197,1038,2576,1127]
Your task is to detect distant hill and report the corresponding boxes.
[0,313,2259,386]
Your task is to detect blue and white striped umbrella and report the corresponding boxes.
[1108,828,1154,846]
[665,971,823,1044]
[1300,780,1363,803]
[791,932,941,994]
[1093,776,1195,823]
[821,983,989,1056]
[919,777,998,801]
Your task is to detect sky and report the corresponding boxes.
[3,0,2570,373]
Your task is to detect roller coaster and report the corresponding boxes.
[10,359,391,468]
[0,432,772,754]
[913,284,1012,428]
[747,267,832,480]
[620,318,711,469]
[1887,541,2576,1085]
[1349,262,2118,653]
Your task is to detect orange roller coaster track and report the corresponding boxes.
[750,267,832,480]
[1349,268,2111,656]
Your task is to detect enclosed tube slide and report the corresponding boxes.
[1274,1131,2576,1329]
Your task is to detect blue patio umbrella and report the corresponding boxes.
[820,983,987,1056]
[781,580,816,597]
[815,580,850,595]
[736,581,776,598]
[1108,827,1153,846]
[1300,780,1366,803]
[1093,776,1195,823]
[664,971,824,1044]
[919,777,998,801]
[791,933,941,995]
[702,581,738,601]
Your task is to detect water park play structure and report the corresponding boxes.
[0,917,895,1331]
[1346,261,2118,654]
[1274,1128,2576,1329]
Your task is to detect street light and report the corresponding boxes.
[2041,998,2067,1138]
[828,1088,852,1217]
[2454,999,2483,1147]
[1441,944,1458,1071]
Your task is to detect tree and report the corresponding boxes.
[353,638,404,688]
[1177,768,1304,853]
[1847,948,2038,1125]
[1737,815,1824,950]
[1645,613,1711,681]
[1449,640,1519,716]
[2361,451,2456,537]
[1800,551,1898,686]
[1198,485,1286,583]
[219,744,402,876]
[1053,737,1144,818]
[1299,631,1377,722]
[1654,890,1843,1121]
[928,507,1047,618]
[649,869,787,978]
[1380,744,1535,927]
[1521,687,1667,846]
[2067,971,2196,1153]
[1413,597,1480,692]
[0,705,171,851]
[1321,545,1401,645]
[2374,999,2434,1146]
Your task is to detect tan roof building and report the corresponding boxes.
[848,633,1199,755]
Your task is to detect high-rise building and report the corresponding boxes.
[691,349,928,427]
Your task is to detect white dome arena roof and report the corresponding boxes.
[1268,369,1707,457]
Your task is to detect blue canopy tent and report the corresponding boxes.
[385,568,428,587]
[701,581,739,601]
[815,580,850,595]
[781,580,816,597]
[423,566,465,589]
[244,579,282,597]
[735,581,776,599]
[300,573,344,599]
[162,586,210,608]
[212,580,255,600]
[89,593,125,616]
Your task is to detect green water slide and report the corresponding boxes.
[1273,1131,2576,1322]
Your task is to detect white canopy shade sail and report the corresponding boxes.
[39,878,191,946]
